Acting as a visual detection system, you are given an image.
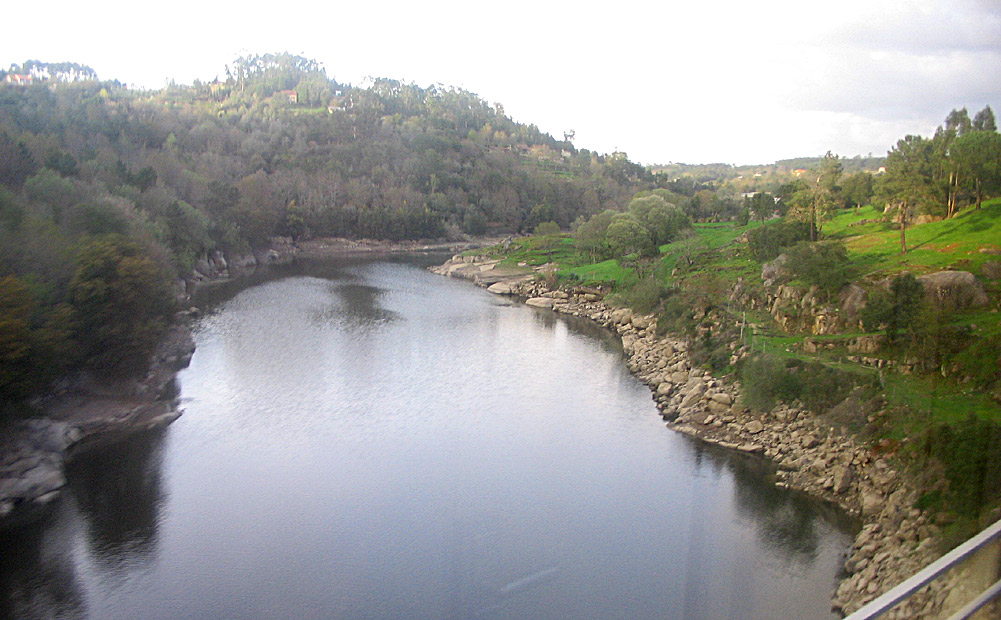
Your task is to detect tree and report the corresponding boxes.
[69,235,174,377]
[749,192,775,222]
[0,275,39,404]
[605,214,653,257]
[575,209,616,260]
[860,273,924,344]
[628,194,690,246]
[973,105,997,132]
[951,130,1001,210]
[841,172,874,213]
[880,136,938,252]
[0,133,39,190]
[945,108,973,136]
[809,151,842,240]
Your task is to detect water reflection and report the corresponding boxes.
[65,428,167,572]
[0,510,86,620]
[686,437,858,566]
[324,282,400,326]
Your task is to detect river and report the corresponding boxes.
[0,256,855,620]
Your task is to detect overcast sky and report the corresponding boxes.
[4,0,1000,165]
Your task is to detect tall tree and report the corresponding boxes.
[841,172,874,213]
[952,130,1001,210]
[973,105,997,132]
[880,136,938,253]
[945,108,973,136]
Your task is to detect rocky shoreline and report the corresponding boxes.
[431,254,973,619]
[0,323,195,528]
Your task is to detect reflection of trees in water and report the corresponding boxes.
[0,506,86,619]
[326,283,400,325]
[687,439,855,568]
[65,428,168,572]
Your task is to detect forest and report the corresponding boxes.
[0,54,653,407]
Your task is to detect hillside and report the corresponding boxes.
[0,55,651,407]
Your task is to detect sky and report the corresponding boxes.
[4,0,1000,165]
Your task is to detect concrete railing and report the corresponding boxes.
[844,518,1001,620]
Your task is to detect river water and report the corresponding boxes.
[0,257,855,620]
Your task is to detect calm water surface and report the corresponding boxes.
[1,257,855,620]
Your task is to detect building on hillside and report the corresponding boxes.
[278,89,298,104]
[4,74,34,85]
[792,168,808,177]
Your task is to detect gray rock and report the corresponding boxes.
[610,308,634,325]
[916,270,990,309]
[525,297,555,309]
[762,253,792,285]
[710,392,733,406]
[487,282,513,295]
[833,465,854,494]
[631,315,652,330]
[862,489,884,516]
[745,420,764,434]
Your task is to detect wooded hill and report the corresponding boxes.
[0,54,654,406]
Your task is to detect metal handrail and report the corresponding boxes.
[843,518,1001,620]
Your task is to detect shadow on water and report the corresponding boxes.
[64,427,169,572]
[190,252,452,312]
[526,306,623,356]
[685,436,859,566]
[321,282,401,326]
[0,512,87,620]
[0,428,169,619]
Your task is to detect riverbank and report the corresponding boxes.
[431,253,968,619]
[0,323,195,528]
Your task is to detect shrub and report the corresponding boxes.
[740,354,803,412]
[860,273,925,344]
[922,415,1001,519]
[747,220,812,261]
[740,353,865,413]
[617,276,666,314]
[784,240,852,293]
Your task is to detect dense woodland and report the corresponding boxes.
[0,55,657,407]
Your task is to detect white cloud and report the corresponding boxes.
[3,0,1000,164]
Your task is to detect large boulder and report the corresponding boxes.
[916,271,990,309]
[525,297,555,309]
[839,283,866,326]
[487,282,513,295]
[762,253,793,286]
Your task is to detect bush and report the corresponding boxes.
[740,354,803,412]
[784,240,852,294]
[860,273,924,343]
[740,353,866,413]
[617,276,666,314]
[922,415,1001,519]
[747,220,812,261]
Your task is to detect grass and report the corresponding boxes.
[561,259,634,286]
[828,199,1001,278]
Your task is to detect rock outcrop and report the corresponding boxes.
[0,324,194,528]
[916,270,990,309]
